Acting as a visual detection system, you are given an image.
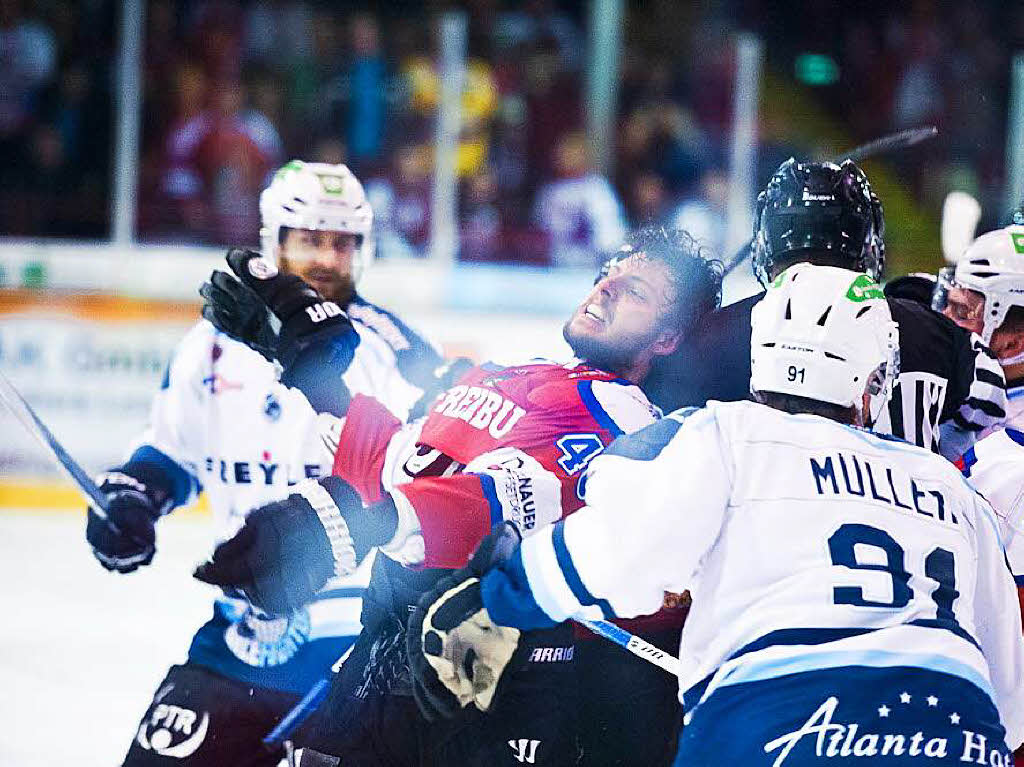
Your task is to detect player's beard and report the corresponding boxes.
[279,257,355,306]
[563,319,655,376]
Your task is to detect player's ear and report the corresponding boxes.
[651,330,681,357]
[993,329,1024,362]
[858,390,871,429]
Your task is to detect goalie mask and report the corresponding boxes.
[932,224,1024,348]
[260,161,375,282]
[752,158,885,286]
[750,264,899,426]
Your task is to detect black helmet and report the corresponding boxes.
[752,158,885,286]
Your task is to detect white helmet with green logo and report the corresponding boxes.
[943,224,1024,344]
[750,263,899,424]
[259,161,375,280]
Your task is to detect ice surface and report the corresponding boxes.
[0,509,216,766]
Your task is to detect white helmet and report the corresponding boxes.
[259,161,375,281]
[750,264,900,425]
[934,224,1024,345]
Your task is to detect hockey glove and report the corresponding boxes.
[199,269,279,363]
[407,523,523,720]
[86,470,173,574]
[193,476,398,615]
[200,248,355,370]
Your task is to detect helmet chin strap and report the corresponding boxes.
[997,348,1024,367]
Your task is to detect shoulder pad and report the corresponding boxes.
[603,409,700,461]
[583,379,661,435]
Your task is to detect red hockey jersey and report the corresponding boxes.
[331,358,687,637]
[333,359,658,567]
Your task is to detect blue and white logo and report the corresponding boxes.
[263,392,281,421]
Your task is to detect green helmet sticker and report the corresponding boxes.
[317,173,345,195]
[846,273,885,302]
[275,160,304,180]
[1011,231,1024,255]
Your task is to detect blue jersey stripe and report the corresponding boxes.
[125,445,199,507]
[682,625,987,712]
[1006,428,1024,447]
[959,446,978,478]
[716,649,995,704]
[552,522,616,619]
[577,380,623,438]
[475,473,505,528]
[729,627,876,660]
[481,548,559,631]
[730,624,980,663]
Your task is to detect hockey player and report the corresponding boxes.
[643,158,1006,460]
[933,224,1024,432]
[935,224,1024,766]
[85,161,443,766]
[193,227,723,765]
[408,264,1024,766]
[956,420,1024,767]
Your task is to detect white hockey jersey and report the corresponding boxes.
[127,302,442,692]
[959,426,1024,584]
[980,380,1024,437]
[482,400,1024,747]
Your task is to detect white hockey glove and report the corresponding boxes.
[407,523,523,720]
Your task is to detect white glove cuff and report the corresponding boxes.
[295,479,358,576]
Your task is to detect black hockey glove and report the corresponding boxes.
[200,248,355,369]
[86,470,174,574]
[407,522,523,721]
[193,476,399,616]
[199,269,279,363]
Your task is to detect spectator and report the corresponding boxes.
[0,0,58,175]
[523,35,581,184]
[242,0,313,66]
[160,74,283,244]
[366,142,433,258]
[460,167,502,261]
[625,170,670,228]
[344,12,387,168]
[669,164,729,257]
[493,0,583,72]
[533,131,626,268]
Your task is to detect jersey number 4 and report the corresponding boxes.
[828,523,959,625]
[555,433,604,475]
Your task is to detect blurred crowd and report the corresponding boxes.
[0,0,1018,267]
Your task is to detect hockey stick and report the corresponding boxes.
[721,125,940,277]
[262,643,355,750]
[576,617,680,675]
[839,125,938,163]
[0,369,111,516]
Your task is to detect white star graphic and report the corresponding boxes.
[899,692,911,704]
[950,713,961,725]
[927,696,938,707]
[878,705,890,718]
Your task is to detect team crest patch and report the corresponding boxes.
[135,685,210,759]
[263,392,282,421]
[247,257,278,280]
[224,606,311,666]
